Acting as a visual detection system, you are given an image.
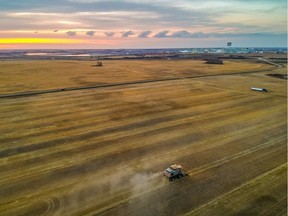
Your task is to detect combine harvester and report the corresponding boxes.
[163,164,189,181]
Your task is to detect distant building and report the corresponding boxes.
[227,42,232,47]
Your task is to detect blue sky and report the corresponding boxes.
[0,0,287,48]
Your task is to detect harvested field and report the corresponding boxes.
[0,59,286,216]
[0,59,274,94]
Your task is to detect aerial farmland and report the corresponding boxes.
[0,57,286,215]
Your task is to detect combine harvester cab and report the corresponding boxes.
[163,164,188,181]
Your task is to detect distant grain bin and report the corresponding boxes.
[251,87,268,92]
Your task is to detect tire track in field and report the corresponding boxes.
[183,163,287,216]
[34,136,285,216]
[0,79,226,122]
[0,113,285,202]
[188,135,286,176]
[0,82,207,134]
[0,95,278,161]
[40,194,65,216]
[2,83,276,148]
[0,89,228,130]
[0,90,246,147]
[0,95,284,176]
[1,98,284,206]
[84,138,287,216]
[0,80,193,114]
[0,92,249,148]
[0,122,285,214]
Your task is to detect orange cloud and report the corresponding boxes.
[0,38,82,44]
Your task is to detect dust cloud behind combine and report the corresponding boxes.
[59,167,167,215]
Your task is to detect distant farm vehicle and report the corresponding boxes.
[251,87,268,92]
[95,61,103,67]
[163,164,189,181]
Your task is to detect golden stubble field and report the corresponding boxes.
[0,59,275,94]
[0,59,286,216]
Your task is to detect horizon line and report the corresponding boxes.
[1,46,287,51]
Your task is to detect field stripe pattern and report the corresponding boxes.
[0,68,286,215]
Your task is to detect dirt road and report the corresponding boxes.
[0,60,286,215]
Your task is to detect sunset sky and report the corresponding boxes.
[0,0,287,49]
